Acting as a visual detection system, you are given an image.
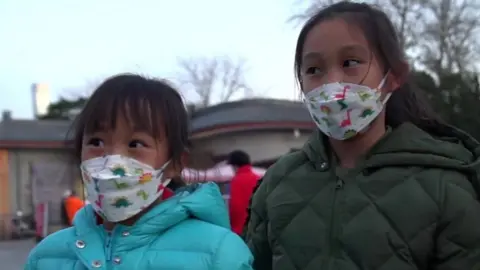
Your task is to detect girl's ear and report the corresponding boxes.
[163,166,177,180]
[163,150,189,179]
[386,61,409,93]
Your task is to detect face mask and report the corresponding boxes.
[80,155,172,222]
[303,74,391,140]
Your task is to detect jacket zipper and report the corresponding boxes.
[105,231,113,261]
[325,178,344,269]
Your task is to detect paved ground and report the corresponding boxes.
[0,239,35,270]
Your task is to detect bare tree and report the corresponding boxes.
[376,0,425,52]
[177,56,253,107]
[419,0,480,77]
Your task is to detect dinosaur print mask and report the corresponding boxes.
[303,74,390,140]
[81,155,171,222]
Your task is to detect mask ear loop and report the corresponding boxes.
[378,71,392,105]
[159,160,171,172]
[377,71,389,90]
[156,160,172,186]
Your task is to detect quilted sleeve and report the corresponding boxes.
[245,178,273,270]
[433,175,480,269]
[242,177,263,239]
[212,232,253,270]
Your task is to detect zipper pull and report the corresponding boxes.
[336,179,344,189]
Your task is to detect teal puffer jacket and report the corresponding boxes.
[25,183,253,270]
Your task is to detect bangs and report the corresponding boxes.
[78,76,168,140]
[84,95,163,139]
[71,74,189,163]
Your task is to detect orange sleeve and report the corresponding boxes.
[65,197,85,225]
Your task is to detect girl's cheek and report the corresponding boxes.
[82,148,105,161]
[302,82,320,93]
[302,75,328,92]
[131,151,156,167]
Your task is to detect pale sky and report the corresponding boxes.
[0,0,306,119]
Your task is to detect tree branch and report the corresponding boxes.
[176,56,252,106]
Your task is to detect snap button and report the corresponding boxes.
[121,231,130,237]
[319,162,328,170]
[75,240,86,249]
[113,257,122,264]
[92,260,102,268]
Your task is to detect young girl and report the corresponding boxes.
[246,2,480,269]
[25,74,253,270]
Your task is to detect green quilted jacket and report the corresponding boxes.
[246,123,480,270]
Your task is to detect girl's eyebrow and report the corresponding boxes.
[303,51,324,63]
[302,44,367,62]
[339,44,369,56]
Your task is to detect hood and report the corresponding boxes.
[73,182,229,236]
[303,122,480,177]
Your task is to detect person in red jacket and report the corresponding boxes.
[227,150,261,235]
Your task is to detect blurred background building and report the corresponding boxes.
[0,98,314,238]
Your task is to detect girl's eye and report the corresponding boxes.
[305,67,322,75]
[87,138,104,147]
[128,140,147,148]
[343,59,361,68]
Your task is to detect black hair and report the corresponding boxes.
[70,74,189,180]
[227,150,251,167]
[294,1,446,133]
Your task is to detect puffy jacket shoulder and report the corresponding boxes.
[413,166,477,203]
[149,219,252,269]
[263,150,309,190]
[25,227,77,270]
[150,218,231,252]
[249,149,312,223]
[438,168,478,198]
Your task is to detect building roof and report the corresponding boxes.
[0,98,313,147]
[0,120,72,141]
[190,98,312,132]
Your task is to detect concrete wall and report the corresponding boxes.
[192,129,312,163]
[7,148,75,215]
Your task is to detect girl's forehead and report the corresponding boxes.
[83,108,160,136]
[303,18,370,58]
